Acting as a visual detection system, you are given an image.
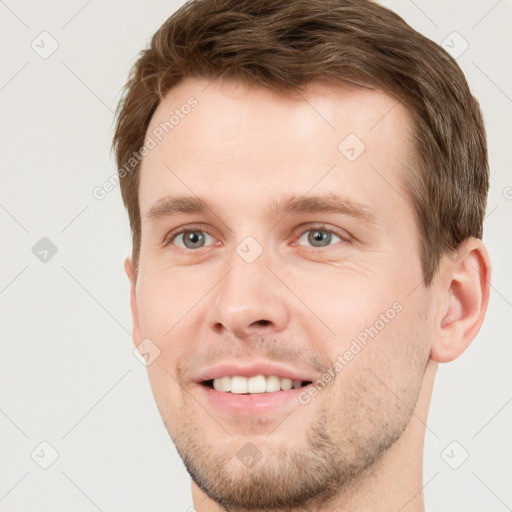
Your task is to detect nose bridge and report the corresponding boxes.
[208,247,290,338]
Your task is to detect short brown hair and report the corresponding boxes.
[112,0,488,284]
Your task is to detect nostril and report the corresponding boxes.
[255,319,270,326]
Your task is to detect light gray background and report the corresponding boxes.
[1,1,511,511]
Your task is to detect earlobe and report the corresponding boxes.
[430,239,491,363]
[124,257,142,347]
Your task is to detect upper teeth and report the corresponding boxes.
[213,375,303,394]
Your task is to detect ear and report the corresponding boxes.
[124,257,142,348]
[430,238,491,363]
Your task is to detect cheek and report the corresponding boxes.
[135,268,198,339]
[313,271,429,389]
[135,271,206,407]
[297,270,403,345]
[359,298,430,395]
[145,365,183,437]
[326,303,429,432]
[135,275,191,415]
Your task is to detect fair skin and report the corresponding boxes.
[125,77,490,511]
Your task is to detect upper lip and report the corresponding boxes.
[194,360,319,383]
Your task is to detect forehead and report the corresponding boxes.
[139,77,414,218]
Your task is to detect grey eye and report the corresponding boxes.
[299,229,342,247]
[174,230,214,249]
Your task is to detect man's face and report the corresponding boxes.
[130,78,435,509]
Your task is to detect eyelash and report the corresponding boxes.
[163,223,351,250]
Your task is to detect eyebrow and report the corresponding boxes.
[145,193,376,224]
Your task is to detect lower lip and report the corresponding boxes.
[197,384,309,414]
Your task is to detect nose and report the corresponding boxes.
[207,257,290,339]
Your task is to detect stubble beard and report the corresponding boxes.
[164,374,419,511]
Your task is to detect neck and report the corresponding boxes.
[192,359,437,512]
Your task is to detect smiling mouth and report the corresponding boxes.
[202,375,313,394]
